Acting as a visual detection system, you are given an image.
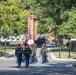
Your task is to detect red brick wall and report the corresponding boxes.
[28,14,38,40]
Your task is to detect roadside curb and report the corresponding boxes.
[4,50,15,58]
[0,50,15,59]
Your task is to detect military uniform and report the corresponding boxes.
[23,45,32,68]
[15,44,23,67]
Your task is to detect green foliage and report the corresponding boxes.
[0,0,76,39]
[30,0,76,38]
[59,7,76,38]
[0,0,29,37]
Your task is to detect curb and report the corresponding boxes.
[0,50,15,59]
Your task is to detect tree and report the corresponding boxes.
[0,0,76,39]
[0,0,29,37]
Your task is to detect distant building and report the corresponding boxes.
[48,28,57,44]
[70,38,76,50]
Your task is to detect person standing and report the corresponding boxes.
[23,44,32,68]
[29,46,36,63]
[15,44,23,68]
[40,43,47,63]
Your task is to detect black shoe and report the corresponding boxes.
[25,66,29,68]
[17,66,21,68]
[17,66,19,68]
[42,62,43,64]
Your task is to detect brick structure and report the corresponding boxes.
[48,28,58,44]
[28,12,38,40]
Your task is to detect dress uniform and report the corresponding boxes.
[15,44,23,68]
[23,44,32,68]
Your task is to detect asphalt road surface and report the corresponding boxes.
[0,48,76,75]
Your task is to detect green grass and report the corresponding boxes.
[0,52,6,57]
[0,45,16,57]
[51,47,76,59]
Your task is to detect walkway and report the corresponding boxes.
[0,47,76,75]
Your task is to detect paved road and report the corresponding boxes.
[0,48,76,75]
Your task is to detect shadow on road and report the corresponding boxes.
[0,62,76,75]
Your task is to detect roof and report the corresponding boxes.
[71,38,76,41]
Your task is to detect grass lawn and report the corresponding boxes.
[0,45,16,57]
[51,47,76,59]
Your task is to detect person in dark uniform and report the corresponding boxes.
[15,44,23,68]
[23,44,32,68]
[24,40,28,47]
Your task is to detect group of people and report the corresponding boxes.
[15,40,47,68]
[15,40,37,68]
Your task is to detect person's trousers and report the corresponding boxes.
[16,55,22,66]
[25,57,29,67]
[29,55,34,63]
[42,55,46,63]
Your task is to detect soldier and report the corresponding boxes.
[23,44,32,68]
[15,44,23,68]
